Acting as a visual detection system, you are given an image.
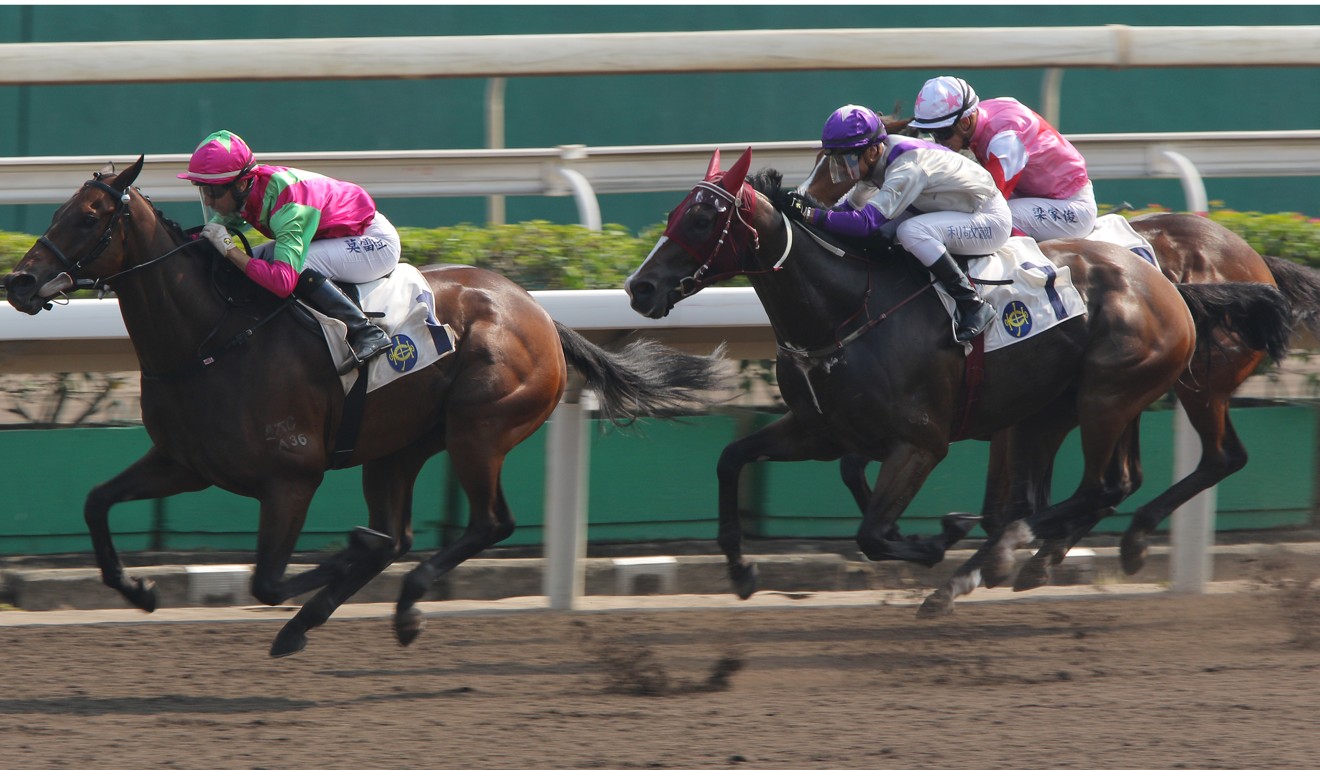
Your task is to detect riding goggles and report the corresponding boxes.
[826,150,865,185]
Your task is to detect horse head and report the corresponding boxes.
[4,156,147,314]
[626,147,780,318]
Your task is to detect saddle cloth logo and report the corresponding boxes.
[387,334,421,373]
[1001,300,1033,338]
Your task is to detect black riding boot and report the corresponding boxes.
[293,269,393,370]
[928,252,996,343]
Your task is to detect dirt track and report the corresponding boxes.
[2,585,1319,770]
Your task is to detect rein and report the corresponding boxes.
[777,221,936,360]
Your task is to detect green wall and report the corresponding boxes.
[2,6,1319,236]
[0,405,1312,556]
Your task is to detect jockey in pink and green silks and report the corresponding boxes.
[179,129,400,369]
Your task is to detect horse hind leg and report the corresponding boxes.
[394,435,519,646]
[83,448,212,612]
[1016,418,1144,591]
[1121,394,1247,575]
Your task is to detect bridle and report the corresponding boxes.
[665,181,792,298]
[34,174,207,294]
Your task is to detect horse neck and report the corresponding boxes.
[746,205,917,352]
[113,199,230,374]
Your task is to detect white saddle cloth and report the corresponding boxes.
[934,237,1088,353]
[1083,213,1161,271]
[305,263,456,394]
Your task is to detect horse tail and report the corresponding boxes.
[1175,282,1291,365]
[1262,255,1320,341]
[554,321,729,425]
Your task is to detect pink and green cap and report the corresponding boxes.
[177,130,256,184]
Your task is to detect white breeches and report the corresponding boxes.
[1009,181,1097,241]
[253,212,401,283]
[885,195,1013,267]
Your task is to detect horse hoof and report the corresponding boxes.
[916,590,954,619]
[940,512,982,541]
[349,526,394,552]
[729,562,758,600]
[859,538,943,567]
[1120,530,1148,575]
[395,607,425,647]
[127,577,158,613]
[1012,554,1052,592]
[269,625,308,658]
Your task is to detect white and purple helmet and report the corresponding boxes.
[820,105,886,151]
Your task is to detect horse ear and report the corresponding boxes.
[704,148,722,181]
[720,147,753,193]
[97,162,116,177]
[112,155,146,191]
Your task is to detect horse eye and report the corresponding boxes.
[81,214,99,227]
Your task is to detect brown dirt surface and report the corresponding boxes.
[2,586,1319,770]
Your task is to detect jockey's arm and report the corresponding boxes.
[983,130,1029,200]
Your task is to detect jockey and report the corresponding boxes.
[178,130,396,370]
[908,76,1097,242]
[788,105,1009,343]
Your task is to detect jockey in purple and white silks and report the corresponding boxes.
[786,105,1009,342]
[178,130,397,369]
[909,76,1097,243]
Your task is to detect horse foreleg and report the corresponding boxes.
[270,448,427,657]
[854,444,944,565]
[84,448,211,611]
[716,415,844,600]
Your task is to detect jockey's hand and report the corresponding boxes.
[784,192,825,225]
[201,223,235,254]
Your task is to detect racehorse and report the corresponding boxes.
[624,147,1290,608]
[2,157,727,657]
[838,212,1311,606]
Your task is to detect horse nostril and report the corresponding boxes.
[630,281,655,302]
[3,272,35,297]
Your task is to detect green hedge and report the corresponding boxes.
[1125,203,1320,268]
[3,206,1319,290]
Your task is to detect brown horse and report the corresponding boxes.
[2,157,727,656]
[839,212,1308,601]
[624,148,1289,612]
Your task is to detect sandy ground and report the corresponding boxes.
[2,580,1319,770]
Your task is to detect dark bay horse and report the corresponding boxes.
[2,157,727,657]
[624,147,1289,610]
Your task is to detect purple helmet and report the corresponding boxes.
[177,130,256,184]
[821,105,886,151]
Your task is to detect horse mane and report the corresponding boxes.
[749,168,792,211]
[141,196,191,243]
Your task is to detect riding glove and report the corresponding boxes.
[784,192,826,226]
[202,222,235,254]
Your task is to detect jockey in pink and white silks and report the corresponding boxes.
[178,130,397,369]
[909,76,1097,242]
[787,105,1009,342]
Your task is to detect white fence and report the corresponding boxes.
[3,26,1320,85]
[4,130,1320,230]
